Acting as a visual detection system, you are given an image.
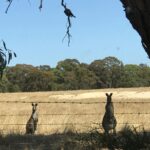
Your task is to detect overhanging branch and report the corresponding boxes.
[39,0,43,11]
[5,0,13,13]
[61,0,76,46]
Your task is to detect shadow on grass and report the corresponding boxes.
[0,125,149,150]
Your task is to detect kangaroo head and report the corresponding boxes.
[32,103,38,113]
[105,93,113,103]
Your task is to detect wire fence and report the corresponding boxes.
[0,122,148,126]
[0,100,149,149]
[0,112,150,116]
[0,100,149,128]
[0,100,150,104]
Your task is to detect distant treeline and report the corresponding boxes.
[0,56,150,92]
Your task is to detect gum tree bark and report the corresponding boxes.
[120,0,150,58]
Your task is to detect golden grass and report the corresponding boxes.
[0,87,149,134]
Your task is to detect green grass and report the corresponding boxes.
[0,125,149,150]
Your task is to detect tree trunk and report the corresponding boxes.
[120,0,150,58]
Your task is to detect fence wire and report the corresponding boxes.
[0,112,149,117]
[0,100,149,128]
[0,100,149,104]
[0,122,149,126]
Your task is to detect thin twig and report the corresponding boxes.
[5,0,13,14]
[61,0,75,46]
[39,0,43,11]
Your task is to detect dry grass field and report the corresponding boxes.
[0,87,149,134]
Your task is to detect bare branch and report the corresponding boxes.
[61,0,66,8]
[5,0,13,14]
[61,0,76,46]
[39,0,43,11]
[62,17,72,46]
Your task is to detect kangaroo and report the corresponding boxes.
[26,103,38,134]
[102,93,117,134]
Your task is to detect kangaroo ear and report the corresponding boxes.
[110,93,113,96]
[35,103,38,106]
[32,103,34,106]
[106,93,109,97]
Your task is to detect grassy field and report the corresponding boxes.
[0,87,149,134]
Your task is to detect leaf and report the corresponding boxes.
[3,59,7,68]
[8,52,12,64]
[2,40,7,51]
[0,41,16,79]
[0,56,5,67]
[13,52,17,57]
[0,51,6,58]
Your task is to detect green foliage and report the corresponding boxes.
[36,65,51,71]
[53,59,97,90]
[89,57,124,88]
[0,75,10,92]
[1,56,150,92]
[55,59,79,90]
[76,63,97,89]
[119,64,150,87]
[0,41,16,79]
[22,69,54,92]
[101,56,124,88]
[5,64,54,92]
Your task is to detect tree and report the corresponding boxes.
[102,57,124,88]
[120,0,150,58]
[0,75,10,92]
[53,59,97,90]
[54,59,80,90]
[6,64,54,91]
[120,64,150,87]
[89,59,107,88]
[23,69,54,91]
[36,65,51,71]
[6,64,35,91]
[138,64,150,86]
[89,57,124,88]
[76,63,97,89]
[2,57,150,92]
[119,64,146,87]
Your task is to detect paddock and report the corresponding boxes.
[0,87,149,134]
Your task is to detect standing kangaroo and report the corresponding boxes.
[102,93,117,134]
[26,103,38,134]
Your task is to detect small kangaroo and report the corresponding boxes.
[102,93,117,134]
[26,103,38,134]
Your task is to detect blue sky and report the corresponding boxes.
[0,0,149,67]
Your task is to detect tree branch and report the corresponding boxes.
[5,0,13,14]
[61,0,76,46]
[62,17,72,46]
[39,0,43,11]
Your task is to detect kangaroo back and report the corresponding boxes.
[102,93,117,134]
[105,93,114,114]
